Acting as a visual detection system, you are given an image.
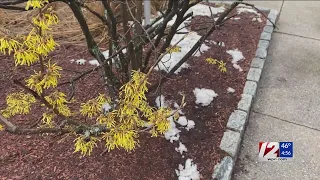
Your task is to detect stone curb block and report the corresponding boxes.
[237,94,253,113]
[251,57,265,69]
[260,32,272,41]
[266,9,279,26]
[257,40,270,50]
[247,68,262,82]
[255,47,267,59]
[263,25,274,34]
[212,156,234,180]
[213,5,278,180]
[243,81,258,97]
[226,110,248,135]
[219,130,241,158]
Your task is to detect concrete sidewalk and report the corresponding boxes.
[234,1,320,180]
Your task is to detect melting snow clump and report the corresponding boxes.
[237,7,260,16]
[175,142,188,155]
[76,59,86,65]
[227,87,236,93]
[89,60,100,66]
[227,49,244,72]
[193,88,218,106]
[175,159,200,180]
[164,116,181,143]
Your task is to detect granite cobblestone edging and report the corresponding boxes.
[212,7,279,180]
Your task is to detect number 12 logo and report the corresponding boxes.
[259,142,279,158]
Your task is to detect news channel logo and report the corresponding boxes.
[259,142,293,161]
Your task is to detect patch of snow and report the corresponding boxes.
[70,59,75,63]
[237,7,260,16]
[177,116,188,126]
[76,59,86,65]
[89,60,100,66]
[164,116,181,143]
[252,17,257,22]
[102,102,112,113]
[257,17,262,23]
[175,142,188,155]
[175,159,200,180]
[193,88,218,106]
[174,102,185,115]
[155,31,209,74]
[227,49,245,72]
[233,63,243,72]
[227,87,236,94]
[232,17,241,20]
[155,95,167,108]
[186,120,195,131]
[227,49,244,64]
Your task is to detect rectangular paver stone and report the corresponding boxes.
[243,81,258,97]
[251,58,265,69]
[212,156,234,180]
[220,130,241,158]
[260,32,272,41]
[257,40,270,50]
[256,47,267,59]
[227,110,248,135]
[263,25,274,34]
[268,9,279,23]
[237,94,253,113]
[247,68,262,82]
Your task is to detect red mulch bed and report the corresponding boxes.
[0,4,267,180]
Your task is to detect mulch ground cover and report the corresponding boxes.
[0,3,267,180]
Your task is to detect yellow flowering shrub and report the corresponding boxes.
[205,57,227,73]
[0,0,173,156]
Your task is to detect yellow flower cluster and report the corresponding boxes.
[42,112,56,127]
[26,0,49,10]
[1,92,36,118]
[45,91,71,117]
[166,45,182,53]
[0,7,58,67]
[205,57,227,73]
[0,38,20,55]
[74,71,171,155]
[0,124,3,131]
[26,61,62,94]
[74,136,99,156]
[80,94,109,118]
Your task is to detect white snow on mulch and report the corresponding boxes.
[227,87,236,94]
[193,88,218,106]
[252,17,262,22]
[237,7,260,16]
[226,49,244,72]
[89,60,100,66]
[71,49,127,67]
[156,3,225,74]
[155,95,167,108]
[185,120,195,131]
[175,159,200,180]
[75,59,86,65]
[155,31,210,74]
[164,116,181,143]
[175,142,188,155]
[232,17,241,20]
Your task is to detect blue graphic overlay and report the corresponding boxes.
[279,142,293,158]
